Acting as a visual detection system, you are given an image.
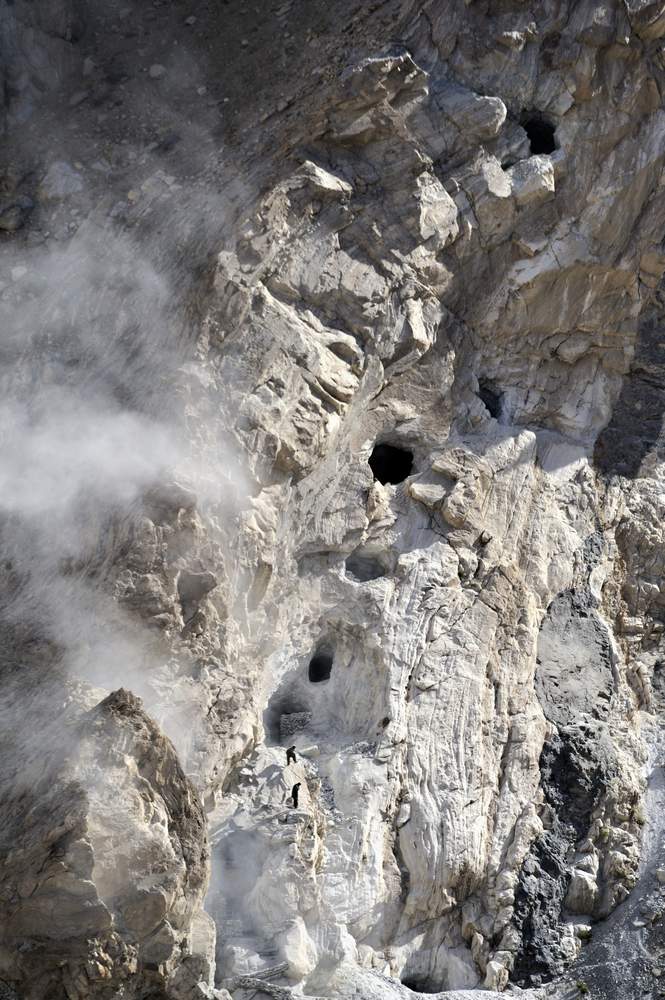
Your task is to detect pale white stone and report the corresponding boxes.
[296,160,353,196]
[507,155,555,207]
[7,19,665,1000]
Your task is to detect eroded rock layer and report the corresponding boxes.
[3,1,665,999]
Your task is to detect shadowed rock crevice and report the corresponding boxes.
[522,114,557,155]
[594,300,665,477]
[177,569,217,623]
[477,379,503,419]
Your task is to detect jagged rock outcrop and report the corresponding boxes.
[188,16,665,991]
[0,682,213,1000]
[3,0,665,998]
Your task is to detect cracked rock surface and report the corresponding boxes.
[3,1,665,999]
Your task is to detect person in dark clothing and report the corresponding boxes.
[286,745,297,766]
[291,782,302,809]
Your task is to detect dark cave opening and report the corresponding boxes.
[345,552,386,582]
[368,442,413,485]
[478,379,503,418]
[401,977,440,994]
[522,115,557,155]
[264,690,311,743]
[308,648,333,683]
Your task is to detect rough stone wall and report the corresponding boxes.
[0,681,212,1000]
[188,9,665,992]
[3,1,665,999]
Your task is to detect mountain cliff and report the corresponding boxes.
[2,2,665,999]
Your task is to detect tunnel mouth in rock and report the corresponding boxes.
[401,977,440,994]
[345,550,389,582]
[368,442,414,484]
[264,690,311,743]
[308,645,333,683]
[522,113,557,155]
[478,378,503,419]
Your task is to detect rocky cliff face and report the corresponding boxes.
[0,682,212,1000]
[3,2,665,999]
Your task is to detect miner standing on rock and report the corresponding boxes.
[286,745,297,765]
[290,782,301,808]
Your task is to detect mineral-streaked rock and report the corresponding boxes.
[4,0,665,998]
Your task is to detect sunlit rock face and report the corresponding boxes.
[0,683,212,1000]
[4,1,665,999]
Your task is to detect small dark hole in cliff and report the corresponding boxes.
[346,553,386,582]
[309,649,333,683]
[369,443,413,484]
[523,115,556,155]
[401,978,440,994]
[478,379,502,418]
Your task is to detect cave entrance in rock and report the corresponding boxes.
[308,647,333,683]
[346,553,386,582]
[401,977,440,994]
[264,689,311,744]
[369,442,413,485]
[522,114,556,155]
[478,378,502,418]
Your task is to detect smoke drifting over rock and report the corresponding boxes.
[4,2,665,1000]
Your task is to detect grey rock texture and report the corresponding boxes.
[535,589,615,728]
[0,680,212,1000]
[3,1,665,999]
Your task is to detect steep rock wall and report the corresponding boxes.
[188,15,665,992]
[2,1,665,999]
[0,679,212,1000]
